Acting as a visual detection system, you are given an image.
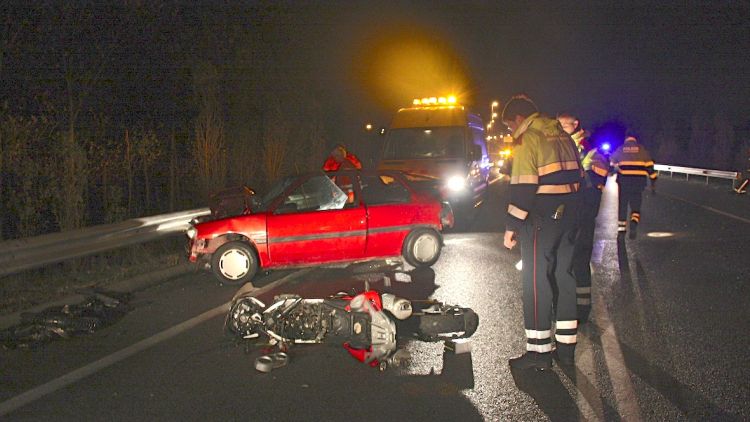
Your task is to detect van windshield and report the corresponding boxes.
[382,127,465,160]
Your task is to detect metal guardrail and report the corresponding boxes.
[0,208,211,277]
[654,164,741,188]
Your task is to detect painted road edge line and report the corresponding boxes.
[660,192,750,224]
[0,268,314,417]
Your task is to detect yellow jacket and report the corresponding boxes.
[507,113,583,230]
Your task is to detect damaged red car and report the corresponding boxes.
[187,170,454,285]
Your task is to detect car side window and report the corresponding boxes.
[276,175,348,214]
[360,174,410,205]
[330,173,359,208]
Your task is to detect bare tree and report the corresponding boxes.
[655,118,680,164]
[0,7,22,80]
[262,102,289,183]
[1,114,56,237]
[123,129,136,215]
[688,111,711,168]
[192,62,227,200]
[711,114,734,170]
[134,129,162,214]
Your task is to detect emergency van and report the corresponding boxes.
[377,96,490,217]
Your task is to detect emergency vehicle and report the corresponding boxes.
[377,96,490,218]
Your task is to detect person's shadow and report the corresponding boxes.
[509,366,580,421]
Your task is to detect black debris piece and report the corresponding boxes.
[0,289,132,349]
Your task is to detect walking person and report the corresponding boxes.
[502,95,583,369]
[557,113,609,323]
[609,135,657,239]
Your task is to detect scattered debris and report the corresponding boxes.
[0,289,131,349]
[254,352,289,373]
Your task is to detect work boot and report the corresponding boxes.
[629,221,638,239]
[553,344,575,367]
[508,352,552,370]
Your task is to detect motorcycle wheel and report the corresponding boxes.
[413,307,479,342]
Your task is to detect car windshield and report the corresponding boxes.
[256,176,295,212]
[382,127,465,160]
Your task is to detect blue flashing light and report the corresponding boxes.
[601,143,611,152]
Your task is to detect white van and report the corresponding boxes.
[377,97,490,217]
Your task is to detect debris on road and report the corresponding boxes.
[0,289,131,349]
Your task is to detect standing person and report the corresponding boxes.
[609,135,657,239]
[322,144,362,171]
[502,95,583,369]
[557,113,609,323]
[733,147,749,194]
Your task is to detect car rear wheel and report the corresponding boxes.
[211,241,259,285]
[402,228,442,267]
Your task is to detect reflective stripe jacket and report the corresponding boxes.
[507,113,583,231]
[610,137,656,190]
[571,130,609,191]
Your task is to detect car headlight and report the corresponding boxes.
[446,175,467,192]
[186,226,197,239]
[496,159,505,167]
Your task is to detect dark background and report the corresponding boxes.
[1,1,749,238]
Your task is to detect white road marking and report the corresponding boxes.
[585,178,641,420]
[595,294,641,420]
[0,269,312,417]
[660,192,750,224]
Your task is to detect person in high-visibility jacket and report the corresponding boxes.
[610,135,657,238]
[322,144,362,171]
[558,114,609,323]
[502,95,583,370]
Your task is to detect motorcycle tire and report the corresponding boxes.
[411,307,479,342]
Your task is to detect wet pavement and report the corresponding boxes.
[0,176,748,421]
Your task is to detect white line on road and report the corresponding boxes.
[588,179,641,420]
[660,192,750,224]
[0,269,312,417]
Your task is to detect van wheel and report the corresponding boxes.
[211,241,259,285]
[402,228,442,267]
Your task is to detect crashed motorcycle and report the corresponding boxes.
[225,289,478,370]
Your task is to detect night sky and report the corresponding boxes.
[298,1,750,134]
[3,1,749,143]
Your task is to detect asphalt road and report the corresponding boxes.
[1,175,748,421]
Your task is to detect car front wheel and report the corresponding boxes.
[402,228,442,267]
[211,241,259,285]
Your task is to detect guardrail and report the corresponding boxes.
[654,164,741,188]
[0,208,211,277]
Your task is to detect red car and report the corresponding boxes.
[187,170,454,284]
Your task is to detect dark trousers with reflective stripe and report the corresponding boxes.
[572,190,601,310]
[519,213,578,353]
[617,185,643,222]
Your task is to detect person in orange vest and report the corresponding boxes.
[609,135,657,239]
[558,113,609,323]
[322,144,362,171]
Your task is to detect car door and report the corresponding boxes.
[266,173,367,266]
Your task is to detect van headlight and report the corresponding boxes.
[186,226,197,239]
[446,175,467,192]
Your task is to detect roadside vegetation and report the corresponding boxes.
[1,4,748,313]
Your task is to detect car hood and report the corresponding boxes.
[379,158,468,182]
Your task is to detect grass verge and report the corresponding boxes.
[0,237,187,316]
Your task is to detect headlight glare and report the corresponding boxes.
[446,175,466,192]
